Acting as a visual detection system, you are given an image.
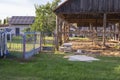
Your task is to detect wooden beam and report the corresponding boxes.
[118,23,120,41]
[55,16,59,50]
[103,13,107,46]
[66,19,120,22]
[59,19,63,46]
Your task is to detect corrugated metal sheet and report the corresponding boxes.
[9,16,35,25]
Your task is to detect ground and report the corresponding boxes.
[69,37,120,56]
[0,53,120,80]
[1,37,120,79]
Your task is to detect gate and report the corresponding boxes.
[0,30,8,58]
[40,32,55,52]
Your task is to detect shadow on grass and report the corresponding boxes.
[7,51,23,59]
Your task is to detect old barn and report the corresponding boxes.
[54,0,120,50]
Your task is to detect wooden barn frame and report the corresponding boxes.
[54,0,120,50]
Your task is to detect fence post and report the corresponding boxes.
[33,32,36,53]
[4,32,7,56]
[23,34,26,59]
[40,32,42,52]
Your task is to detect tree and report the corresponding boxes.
[31,0,61,33]
[3,17,9,24]
[3,19,6,24]
[0,19,2,24]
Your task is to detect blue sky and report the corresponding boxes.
[0,0,64,20]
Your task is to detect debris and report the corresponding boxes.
[68,55,99,62]
[59,43,73,52]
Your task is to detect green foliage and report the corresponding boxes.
[22,28,31,32]
[3,19,6,24]
[31,0,61,33]
[0,19,2,24]
[3,17,9,24]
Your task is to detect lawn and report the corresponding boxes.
[0,53,120,80]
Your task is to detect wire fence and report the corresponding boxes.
[7,32,55,59]
[23,32,41,59]
[7,34,23,58]
[7,32,41,59]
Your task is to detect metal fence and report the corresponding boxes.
[7,32,55,59]
[7,32,41,59]
[23,32,41,59]
[7,34,23,58]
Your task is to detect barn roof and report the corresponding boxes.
[55,0,120,14]
[9,16,35,25]
[54,0,120,26]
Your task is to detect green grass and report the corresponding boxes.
[0,53,120,80]
[45,37,54,40]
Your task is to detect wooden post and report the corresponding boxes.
[94,26,98,46]
[66,24,70,41]
[64,23,67,42]
[64,23,66,42]
[88,25,90,38]
[40,32,42,52]
[114,24,116,40]
[115,23,119,41]
[68,24,70,41]
[62,22,65,43]
[89,23,91,38]
[115,24,117,41]
[118,23,120,41]
[23,35,26,59]
[110,25,112,40]
[103,13,107,46]
[59,20,63,46]
[55,16,59,50]
[63,23,66,42]
[94,19,98,45]
[33,33,36,51]
[95,26,97,37]
[90,23,93,44]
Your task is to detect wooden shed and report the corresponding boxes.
[54,0,120,50]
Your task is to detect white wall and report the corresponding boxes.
[0,27,9,29]
[9,25,30,35]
